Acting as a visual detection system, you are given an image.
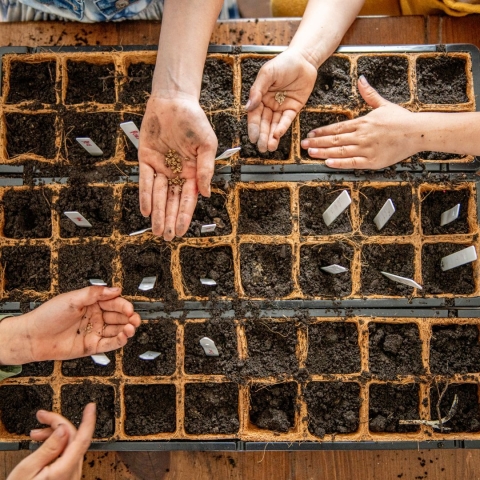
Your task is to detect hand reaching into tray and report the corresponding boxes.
[7,404,95,480]
[0,286,141,366]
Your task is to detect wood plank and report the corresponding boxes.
[440,15,480,49]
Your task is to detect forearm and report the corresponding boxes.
[152,0,224,98]
[289,0,364,68]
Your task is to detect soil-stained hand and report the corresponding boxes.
[246,48,318,153]
[7,403,96,480]
[301,76,418,169]
[139,94,218,240]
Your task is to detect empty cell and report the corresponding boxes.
[124,384,176,436]
[120,62,154,105]
[369,383,420,433]
[119,186,150,234]
[62,352,116,377]
[7,61,56,104]
[184,383,239,434]
[240,243,293,298]
[305,382,360,437]
[200,58,234,110]
[16,361,54,377]
[306,322,360,374]
[61,384,115,438]
[250,382,297,433]
[209,112,238,157]
[238,188,292,235]
[369,323,424,379]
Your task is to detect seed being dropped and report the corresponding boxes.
[168,176,186,191]
[165,149,183,173]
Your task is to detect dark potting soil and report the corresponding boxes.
[2,188,52,239]
[185,192,232,238]
[306,56,352,106]
[61,383,115,438]
[180,246,235,297]
[119,186,150,234]
[6,113,56,158]
[250,382,297,432]
[305,382,361,437]
[357,56,410,104]
[209,112,238,157]
[240,243,293,298]
[63,111,120,164]
[241,57,268,105]
[56,185,114,238]
[421,243,475,295]
[369,323,424,379]
[122,321,176,376]
[359,185,414,236]
[58,243,114,293]
[16,361,54,377]
[299,112,349,158]
[8,61,56,104]
[2,246,51,293]
[306,322,360,374]
[184,320,238,375]
[120,243,173,299]
[62,351,116,377]
[299,186,352,235]
[124,384,176,436]
[0,385,53,434]
[421,189,470,235]
[360,243,415,296]
[416,56,468,104]
[66,61,116,104]
[244,320,298,377]
[430,383,480,433]
[299,243,353,297]
[120,62,154,105]
[430,325,480,375]
[122,112,143,162]
[184,382,239,434]
[411,151,466,161]
[369,383,420,433]
[200,58,234,110]
[238,188,292,235]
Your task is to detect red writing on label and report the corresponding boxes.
[82,140,92,147]
[131,130,139,139]
[76,218,82,222]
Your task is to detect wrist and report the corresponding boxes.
[0,315,31,366]
[287,45,323,71]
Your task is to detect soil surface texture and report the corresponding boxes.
[200,58,234,110]
[61,383,115,438]
[120,62,154,105]
[209,112,238,157]
[250,382,297,432]
[422,243,475,295]
[369,383,420,433]
[119,186,151,234]
[306,322,360,374]
[3,188,52,238]
[66,61,116,104]
[360,185,413,236]
[412,151,466,161]
[8,61,56,104]
[299,243,353,297]
[241,58,268,105]
[184,383,239,434]
[240,243,293,298]
[16,361,54,377]
[62,351,116,377]
[305,382,361,437]
[122,112,143,162]
[124,384,176,436]
[361,243,415,296]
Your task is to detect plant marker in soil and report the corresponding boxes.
[201,224,217,234]
[120,121,140,149]
[440,203,461,227]
[91,353,110,366]
[381,272,423,290]
[215,146,241,160]
[374,198,396,230]
[441,245,477,271]
[200,278,217,286]
[64,211,92,227]
[138,276,156,291]
[89,279,107,286]
[139,351,161,361]
[75,137,103,156]
[129,227,152,236]
[321,264,348,274]
[200,337,219,357]
[323,190,351,226]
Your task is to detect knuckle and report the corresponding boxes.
[351,157,358,168]
[332,134,340,146]
[334,122,343,134]
[339,146,347,157]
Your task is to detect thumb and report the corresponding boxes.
[358,76,390,109]
[246,62,275,111]
[69,286,122,309]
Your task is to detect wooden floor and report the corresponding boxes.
[2,14,480,480]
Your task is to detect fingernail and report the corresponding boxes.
[301,140,309,148]
[307,132,315,138]
[142,215,150,218]
[308,148,318,155]
[244,100,251,111]
[106,287,120,293]
[325,159,334,167]
[359,75,368,85]
[30,429,42,435]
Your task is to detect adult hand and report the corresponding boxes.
[0,286,141,366]
[300,76,418,169]
[139,93,218,240]
[7,403,96,480]
[246,47,318,152]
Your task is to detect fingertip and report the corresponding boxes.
[325,159,335,168]
[131,313,142,328]
[301,139,309,149]
[308,148,319,157]
[359,75,369,86]
[123,323,136,338]
[307,131,315,138]
[248,123,260,144]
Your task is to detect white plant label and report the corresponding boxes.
[129,227,152,236]
[120,121,140,149]
[139,351,161,361]
[200,278,217,286]
[91,353,110,366]
[381,271,423,290]
[138,276,157,291]
[76,137,103,156]
[323,190,351,226]
[374,198,396,231]
[441,245,477,271]
[64,211,92,227]
[200,337,219,357]
[89,279,107,286]
[440,204,461,227]
[321,264,348,274]
[215,146,241,160]
[201,224,217,234]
